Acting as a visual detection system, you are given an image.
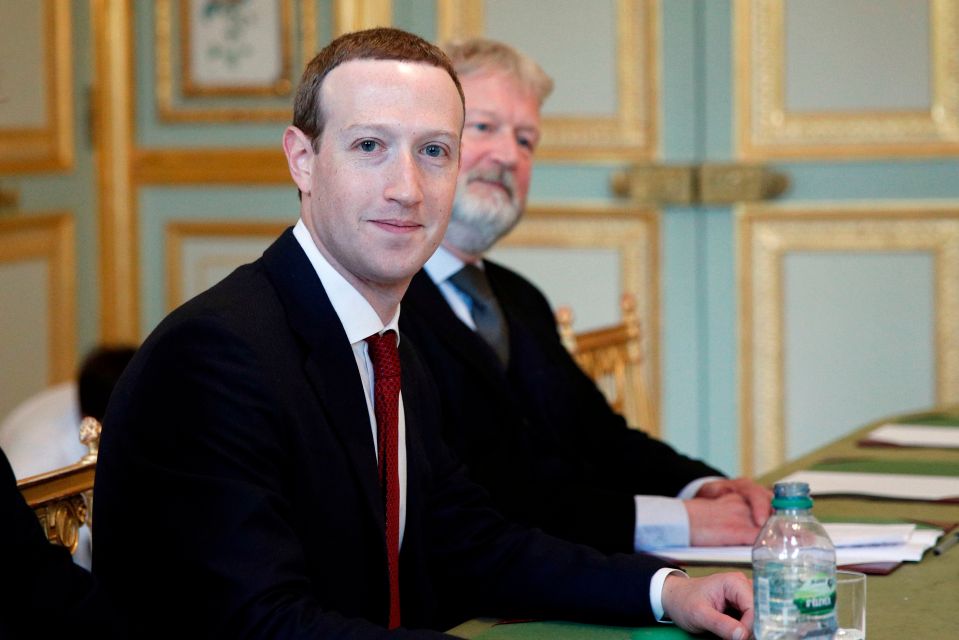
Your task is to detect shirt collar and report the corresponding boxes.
[293,220,400,344]
[424,245,486,285]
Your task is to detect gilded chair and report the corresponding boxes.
[16,417,99,554]
[556,294,656,435]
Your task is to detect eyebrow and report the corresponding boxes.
[339,123,460,140]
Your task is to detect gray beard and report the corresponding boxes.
[445,181,523,255]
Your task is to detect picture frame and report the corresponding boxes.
[181,0,293,97]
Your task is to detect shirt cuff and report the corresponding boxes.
[633,495,691,550]
[649,567,688,622]
[676,476,723,500]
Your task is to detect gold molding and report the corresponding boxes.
[504,204,662,434]
[0,212,77,386]
[166,220,287,310]
[94,0,138,342]
[738,204,959,475]
[736,0,959,159]
[0,0,73,173]
[179,0,294,98]
[135,148,290,184]
[334,0,393,35]
[437,0,659,162]
[19,462,96,553]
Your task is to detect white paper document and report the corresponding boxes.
[864,423,959,449]
[656,523,944,566]
[780,470,959,502]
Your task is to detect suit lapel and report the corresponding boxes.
[261,228,383,529]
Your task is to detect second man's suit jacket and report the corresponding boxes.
[400,261,723,554]
[94,229,669,639]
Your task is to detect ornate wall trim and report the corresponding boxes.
[166,220,286,310]
[738,204,959,474]
[736,0,959,159]
[507,204,662,433]
[0,212,77,384]
[437,0,659,161]
[0,0,73,173]
[94,0,138,342]
[135,148,289,184]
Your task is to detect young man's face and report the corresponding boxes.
[294,59,463,297]
[445,71,541,256]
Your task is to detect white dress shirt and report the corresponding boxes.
[294,221,408,545]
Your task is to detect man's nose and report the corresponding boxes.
[488,130,520,168]
[383,150,424,206]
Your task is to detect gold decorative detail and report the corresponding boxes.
[611,165,695,205]
[179,0,294,98]
[0,213,77,385]
[503,204,662,433]
[93,0,138,342]
[34,496,87,553]
[736,0,959,159]
[0,0,73,173]
[437,0,659,161]
[739,204,959,475]
[19,462,95,553]
[0,187,20,211]
[334,0,393,35]
[558,294,656,435]
[612,163,788,205]
[135,148,290,184]
[699,164,789,204]
[166,220,287,310]
[79,416,102,465]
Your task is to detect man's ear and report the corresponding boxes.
[283,126,314,195]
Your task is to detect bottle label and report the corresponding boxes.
[793,573,837,616]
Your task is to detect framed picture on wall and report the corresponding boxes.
[181,0,293,97]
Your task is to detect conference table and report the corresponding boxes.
[448,406,959,639]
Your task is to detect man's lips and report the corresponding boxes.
[370,219,423,234]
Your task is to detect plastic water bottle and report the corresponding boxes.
[752,481,838,639]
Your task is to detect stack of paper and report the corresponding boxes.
[780,468,959,502]
[861,423,959,449]
[655,523,945,568]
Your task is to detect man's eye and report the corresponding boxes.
[518,136,534,150]
[423,144,446,158]
[470,122,491,133]
[358,140,378,152]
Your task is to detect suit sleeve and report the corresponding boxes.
[94,318,453,640]
[476,269,723,553]
[400,346,671,629]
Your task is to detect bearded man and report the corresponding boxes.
[401,38,771,557]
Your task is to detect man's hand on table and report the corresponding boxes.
[685,477,773,546]
[662,572,754,640]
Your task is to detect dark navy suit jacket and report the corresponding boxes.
[400,261,722,554]
[94,229,669,639]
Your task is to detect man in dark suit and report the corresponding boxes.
[94,28,754,640]
[401,38,772,556]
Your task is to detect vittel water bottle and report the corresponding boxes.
[752,481,838,639]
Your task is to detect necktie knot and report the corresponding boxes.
[366,330,401,380]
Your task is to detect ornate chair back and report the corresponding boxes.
[16,417,100,554]
[556,294,656,435]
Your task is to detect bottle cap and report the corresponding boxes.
[771,481,813,509]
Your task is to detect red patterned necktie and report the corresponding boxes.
[365,330,401,629]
